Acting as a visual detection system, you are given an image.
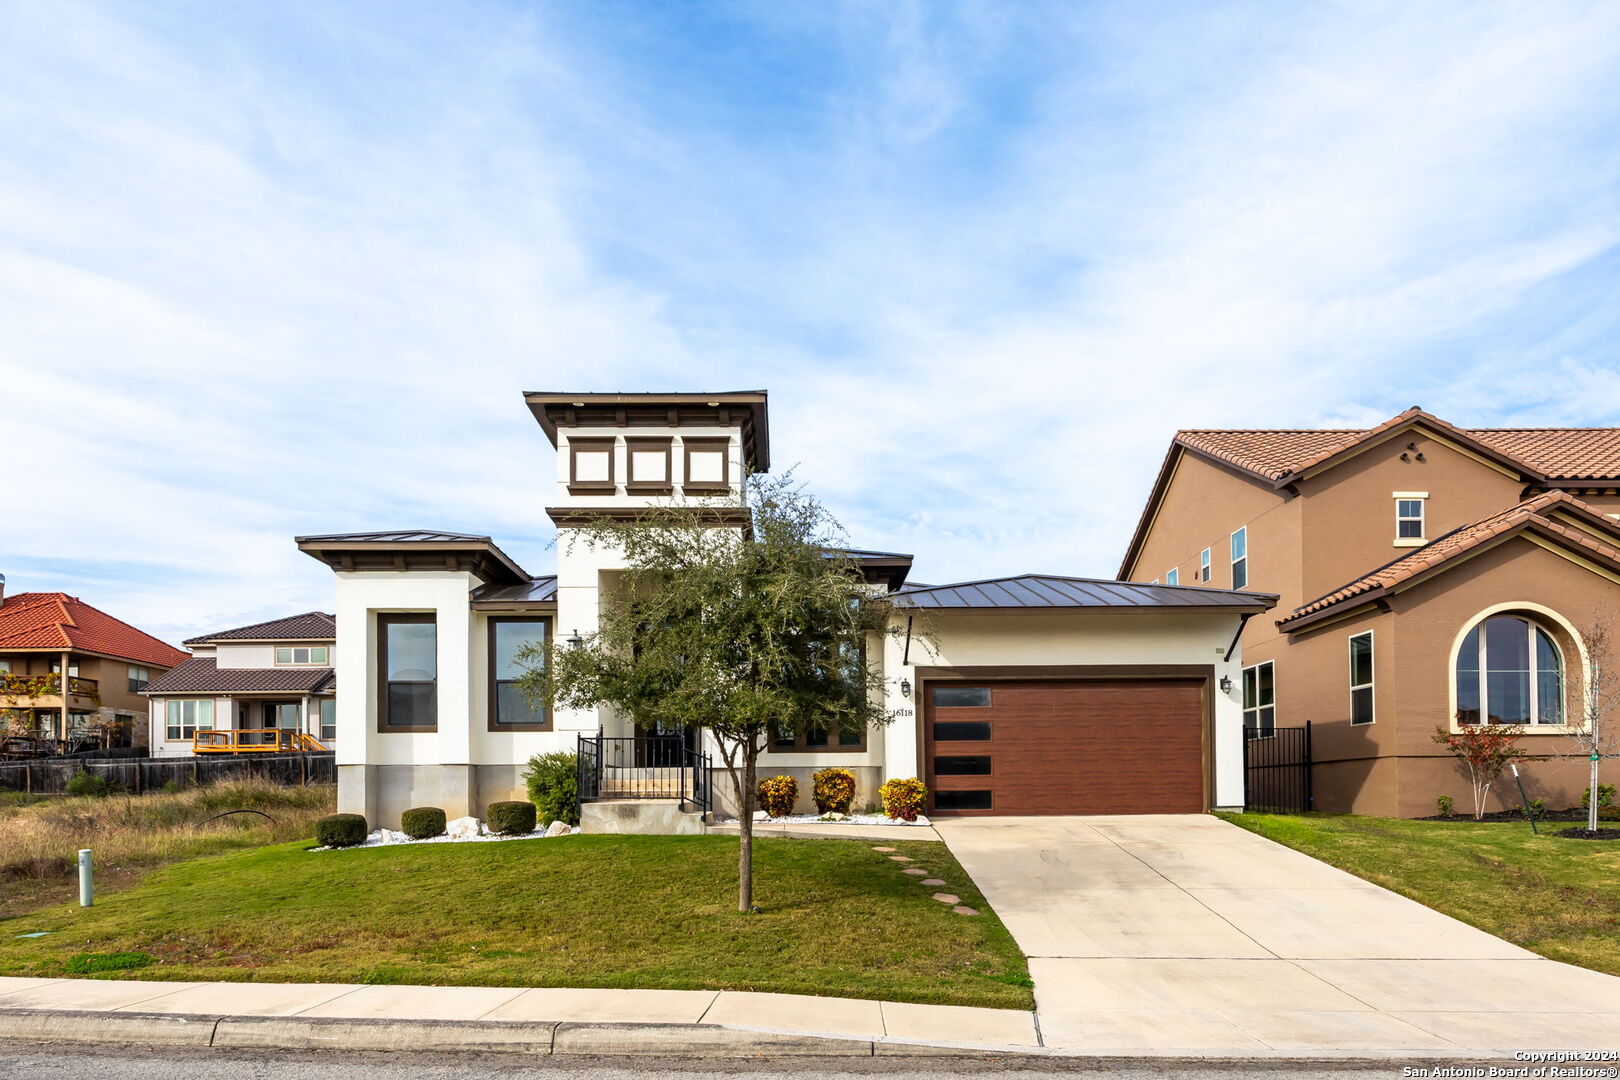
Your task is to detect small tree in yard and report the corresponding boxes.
[1567,613,1620,834]
[1433,724,1542,820]
[517,474,900,912]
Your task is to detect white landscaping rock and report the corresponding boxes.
[446,816,485,840]
[544,820,571,838]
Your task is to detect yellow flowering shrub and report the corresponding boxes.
[757,774,799,818]
[879,777,927,822]
[812,766,857,814]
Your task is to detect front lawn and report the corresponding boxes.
[1219,812,1620,976]
[0,834,1031,1009]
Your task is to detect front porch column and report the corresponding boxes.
[59,650,70,741]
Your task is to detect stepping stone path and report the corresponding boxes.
[888,855,914,863]
[902,867,928,876]
[871,846,896,852]
[952,905,980,916]
[930,893,961,905]
[920,878,946,886]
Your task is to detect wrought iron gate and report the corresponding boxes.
[1243,722,1312,813]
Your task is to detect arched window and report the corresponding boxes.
[1455,615,1564,726]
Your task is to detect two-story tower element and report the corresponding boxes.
[1119,407,1620,817]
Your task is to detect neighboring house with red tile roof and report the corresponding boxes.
[0,580,190,750]
[141,612,336,758]
[1119,408,1620,817]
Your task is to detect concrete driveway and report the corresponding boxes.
[938,814,1620,1054]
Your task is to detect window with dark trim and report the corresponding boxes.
[379,614,437,731]
[1242,660,1274,737]
[489,616,552,730]
[625,437,673,494]
[127,665,151,693]
[568,437,616,494]
[769,720,866,752]
[681,437,730,493]
[933,686,991,708]
[1349,632,1374,725]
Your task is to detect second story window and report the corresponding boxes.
[275,647,329,665]
[1231,527,1248,589]
[1165,567,1179,586]
[625,437,673,494]
[568,437,616,494]
[379,614,437,731]
[1199,548,1211,583]
[1395,494,1427,543]
[682,437,730,493]
[128,665,151,693]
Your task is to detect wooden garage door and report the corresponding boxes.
[924,679,1206,815]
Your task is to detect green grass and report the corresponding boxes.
[0,834,1031,1009]
[1219,812,1620,976]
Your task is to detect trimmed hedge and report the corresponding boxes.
[400,806,447,840]
[524,751,580,826]
[879,777,927,822]
[316,813,369,848]
[812,767,856,815]
[487,800,537,836]
[758,775,799,818]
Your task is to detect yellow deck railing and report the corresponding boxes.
[192,729,328,754]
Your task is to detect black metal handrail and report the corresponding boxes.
[577,733,712,816]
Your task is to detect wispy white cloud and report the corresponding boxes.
[3,0,1620,643]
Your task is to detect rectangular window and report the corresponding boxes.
[1199,548,1211,583]
[568,437,616,493]
[625,437,673,493]
[0,659,8,673]
[50,661,80,677]
[319,698,337,741]
[1242,660,1275,737]
[165,699,214,740]
[1396,497,1425,541]
[1349,632,1374,725]
[934,721,992,741]
[274,647,329,665]
[770,721,866,752]
[934,755,992,775]
[933,789,993,811]
[379,614,437,731]
[933,686,991,708]
[1165,567,1179,586]
[681,437,730,491]
[489,616,552,729]
[127,665,151,693]
[1231,527,1248,590]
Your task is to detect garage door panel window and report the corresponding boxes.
[1456,615,1564,725]
[933,789,993,811]
[933,720,992,741]
[934,755,992,775]
[932,687,991,707]
[1243,661,1275,738]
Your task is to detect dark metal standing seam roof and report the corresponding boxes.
[469,577,559,606]
[294,530,493,543]
[890,574,1277,612]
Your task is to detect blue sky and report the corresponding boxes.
[5,0,1620,646]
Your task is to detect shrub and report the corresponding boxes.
[757,775,799,818]
[316,813,369,848]
[524,751,580,826]
[1436,794,1454,818]
[1526,798,1545,819]
[1601,804,1620,822]
[65,771,115,798]
[879,777,927,822]
[1583,784,1616,810]
[487,800,537,836]
[812,767,856,815]
[400,806,447,840]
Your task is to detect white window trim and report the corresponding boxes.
[1198,548,1211,583]
[1242,659,1276,738]
[1349,631,1374,725]
[1394,492,1428,547]
[164,698,215,741]
[1231,527,1248,589]
[1453,612,1570,731]
[274,646,330,666]
[1165,567,1179,586]
[1446,602,1587,734]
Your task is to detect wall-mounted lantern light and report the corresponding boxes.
[900,678,912,698]
[1219,675,1233,694]
[567,629,584,649]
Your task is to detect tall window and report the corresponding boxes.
[1349,632,1374,725]
[275,647,329,665]
[319,698,337,741]
[1396,497,1426,541]
[1243,661,1275,737]
[1165,567,1179,586]
[1456,615,1564,725]
[1231,527,1248,589]
[165,699,213,740]
[379,614,437,730]
[1199,548,1211,583]
[127,665,151,692]
[489,617,551,729]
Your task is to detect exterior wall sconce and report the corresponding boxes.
[1219,675,1233,694]
[900,678,912,698]
[567,629,584,649]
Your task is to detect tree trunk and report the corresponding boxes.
[1591,751,1602,834]
[738,741,758,912]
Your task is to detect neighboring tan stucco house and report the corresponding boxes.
[140,612,336,758]
[298,391,1275,830]
[1119,407,1620,817]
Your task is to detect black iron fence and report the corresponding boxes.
[1243,723,1312,814]
[0,752,335,795]
[577,733,712,816]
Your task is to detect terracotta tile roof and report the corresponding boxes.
[141,657,335,695]
[0,592,189,668]
[1279,491,1620,629]
[1177,408,1620,483]
[184,611,335,646]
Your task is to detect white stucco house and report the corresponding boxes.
[298,391,1274,829]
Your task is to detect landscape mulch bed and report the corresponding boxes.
[1417,808,1614,824]
[1555,827,1620,841]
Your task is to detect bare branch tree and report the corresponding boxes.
[1570,610,1620,833]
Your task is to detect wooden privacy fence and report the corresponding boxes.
[0,752,335,795]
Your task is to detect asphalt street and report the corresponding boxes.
[0,1041,1489,1079]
